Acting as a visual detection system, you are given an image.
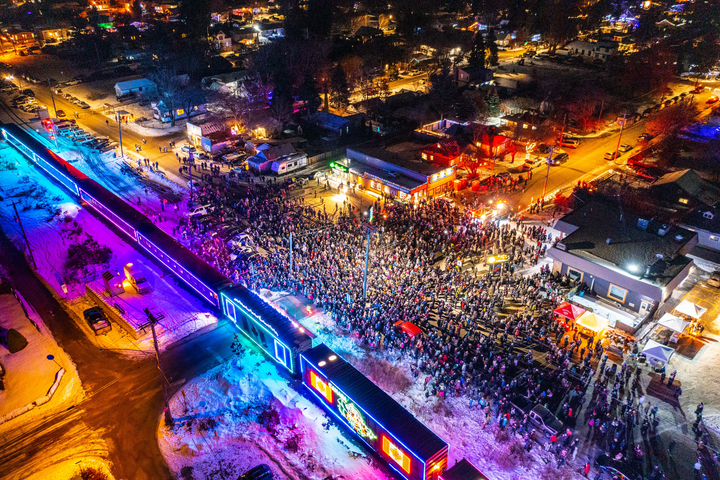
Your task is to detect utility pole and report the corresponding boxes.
[47,78,58,118]
[288,231,293,273]
[144,307,173,427]
[115,112,124,159]
[10,200,36,269]
[612,113,627,164]
[361,224,378,302]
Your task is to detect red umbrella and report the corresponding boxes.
[553,302,585,321]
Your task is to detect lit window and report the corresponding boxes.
[607,284,627,303]
[679,198,688,204]
[382,436,411,474]
[310,371,333,403]
[710,236,720,243]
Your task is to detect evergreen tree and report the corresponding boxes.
[487,28,499,66]
[468,32,486,68]
[299,72,322,115]
[330,64,350,110]
[486,89,501,117]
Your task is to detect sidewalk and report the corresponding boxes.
[0,291,83,425]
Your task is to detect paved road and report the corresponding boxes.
[0,227,237,480]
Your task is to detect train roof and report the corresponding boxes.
[302,344,448,462]
[137,222,230,290]
[222,284,314,348]
[79,178,154,227]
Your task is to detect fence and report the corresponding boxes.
[306,148,345,166]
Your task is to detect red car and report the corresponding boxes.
[707,95,719,104]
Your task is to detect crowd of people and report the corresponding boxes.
[170,176,711,479]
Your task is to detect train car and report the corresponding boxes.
[300,344,448,480]
[1,123,86,195]
[136,223,230,309]
[221,284,313,375]
[77,177,150,241]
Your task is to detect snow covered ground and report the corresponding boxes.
[159,336,394,480]
[0,140,216,355]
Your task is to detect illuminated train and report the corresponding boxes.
[1,123,449,480]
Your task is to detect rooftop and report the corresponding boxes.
[349,145,445,176]
[651,169,720,206]
[557,201,695,287]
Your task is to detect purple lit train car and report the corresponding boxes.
[301,344,448,480]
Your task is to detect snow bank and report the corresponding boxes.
[159,338,393,480]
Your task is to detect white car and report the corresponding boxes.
[186,204,212,218]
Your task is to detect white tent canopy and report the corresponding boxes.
[674,300,707,319]
[657,313,690,334]
[642,339,675,364]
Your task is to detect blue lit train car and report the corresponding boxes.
[301,344,449,480]
[2,123,86,195]
[77,177,150,241]
[221,284,314,375]
[136,223,230,309]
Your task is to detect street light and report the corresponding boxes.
[115,112,124,159]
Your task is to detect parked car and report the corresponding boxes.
[186,204,212,218]
[239,464,273,480]
[528,405,564,437]
[83,307,112,335]
[707,95,719,104]
[22,89,35,97]
[618,144,632,153]
[78,101,91,109]
[560,139,580,148]
[637,133,654,142]
[55,109,66,118]
[65,79,82,86]
[604,151,618,161]
[595,454,640,480]
[124,263,152,294]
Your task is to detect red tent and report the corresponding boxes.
[393,320,423,337]
[554,302,585,321]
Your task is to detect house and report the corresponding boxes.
[213,30,232,51]
[549,201,697,332]
[257,22,284,43]
[186,119,231,153]
[681,204,720,262]
[477,133,514,158]
[201,70,250,92]
[247,143,298,173]
[114,78,157,100]
[502,111,547,131]
[493,72,532,92]
[453,66,494,87]
[354,26,383,43]
[495,33,514,47]
[39,28,71,43]
[152,100,206,123]
[305,111,365,137]
[346,145,457,203]
[564,40,618,63]
[421,140,462,167]
[649,169,720,210]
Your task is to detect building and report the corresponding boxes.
[201,70,250,92]
[501,111,547,131]
[346,145,457,203]
[152,100,206,123]
[681,204,720,262]
[212,30,232,51]
[421,141,462,167]
[453,66,494,87]
[564,40,618,63]
[39,28,72,43]
[257,22,284,42]
[649,169,720,210]
[304,111,365,137]
[247,143,300,173]
[186,119,230,153]
[114,78,157,100]
[354,26,383,43]
[549,201,697,332]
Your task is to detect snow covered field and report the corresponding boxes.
[159,336,394,480]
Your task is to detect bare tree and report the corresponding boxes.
[148,68,185,127]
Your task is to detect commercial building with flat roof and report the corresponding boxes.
[346,145,456,203]
[549,201,696,332]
